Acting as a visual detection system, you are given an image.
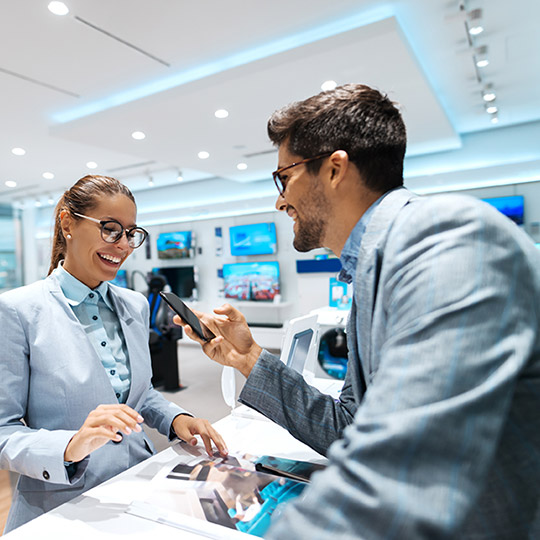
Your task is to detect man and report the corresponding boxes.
[179,84,540,538]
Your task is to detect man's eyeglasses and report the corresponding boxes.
[272,152,333,196]
[73,212,148,249]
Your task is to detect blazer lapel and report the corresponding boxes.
[355,188,417,377]
[45,274,116,401]
[108,288,147,408]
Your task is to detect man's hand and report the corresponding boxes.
[174,303,262,378]
[64,404,143,463]
[172,415,228,457]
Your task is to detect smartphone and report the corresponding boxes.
[254,455,326,483]
[159,291,215,342]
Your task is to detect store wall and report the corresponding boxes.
[24,178,540,324]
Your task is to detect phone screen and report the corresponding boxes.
[159,292,215,342]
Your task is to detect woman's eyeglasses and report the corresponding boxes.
[73,212,148,248]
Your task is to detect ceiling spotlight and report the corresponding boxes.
[474,45,489,68]
[469,25,483,36]
[485,104,498,114]
[198,151,210,160]
[321,80,337,91]
[482,84,496,102]
[47,1,69,16]
[35,199,42,208]
[467,8,483,35]
[237,163,248,170]
[42,172,55,180]
[177,170,184,181]
[148,176,154,187]
[86,161,98,169]
[132,131,146,140]
[5,180,17,188]
[12,147,26,156]
[215,109,229,119]
[491,115,499,124]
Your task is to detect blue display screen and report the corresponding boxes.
[157,231,192,259]
[229,222,277,256]
[482,195,524,225]
[109,269,128,288]
[223,261,280,301]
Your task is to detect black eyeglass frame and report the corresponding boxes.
[271,152,333,196]
[72,212,148,249]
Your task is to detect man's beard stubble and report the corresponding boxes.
[292,184,329,252]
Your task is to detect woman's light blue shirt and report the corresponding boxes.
[54,264,131,403]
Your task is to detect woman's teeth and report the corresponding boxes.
[98,253,121,264]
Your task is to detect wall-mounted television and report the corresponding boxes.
[153,266,196,299]
[482,195,524,225]
[229,222,277,256]
[157,231,193,259]
[223,261,280,302]
[109,269,129,288]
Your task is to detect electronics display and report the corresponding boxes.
[482,195,524,225]
[109,269,128,288]
[153,266,196,299]
[229,222,277,256]
[159,292,215,342]
[157,231,193,259]
[223,261,280,301]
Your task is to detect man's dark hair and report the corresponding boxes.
[267,84,406,193]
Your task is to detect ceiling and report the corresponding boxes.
[1,0,539,213]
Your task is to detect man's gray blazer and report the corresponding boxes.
[0,275,187,532]
[241,187,540,539]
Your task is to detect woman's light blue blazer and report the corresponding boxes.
[0,273,188,532]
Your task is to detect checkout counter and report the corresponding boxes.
[4,308,348,539]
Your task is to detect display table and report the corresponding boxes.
[4,414,324,539]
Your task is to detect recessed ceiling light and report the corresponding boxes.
[483,91,496,102]
[148,176,154,187]
[321,80,337,91]
[476,58,489,68]
[12,147,26,156]
[5,180,17,188]
[48,1,69,16]
[486,105,498,114]
[215,109,229,119]
[86,161,98,169]
[131,131,146,140]
[35,199,42,208]
[177,170,184,181]
[491,116,499,124]
[42,172,55,180]
[48,195,55,205]
[469,25,484,36]
[198,151,210,160]
[237,163,248,170]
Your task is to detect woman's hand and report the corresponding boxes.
[172,414,228,457]
[64,404,143,463]
[174,303,262,378]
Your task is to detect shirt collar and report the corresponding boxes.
[54,262,112,309]
[338,192,388,284]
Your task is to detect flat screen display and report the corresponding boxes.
[229,222,277,256]
[482,195,524,225]
[153,266,196,299]
[157,231,193,259]
[223,261,280,301]
[109,269,128,288]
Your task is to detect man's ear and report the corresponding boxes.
[327,150,349,188]
[59,210,72,239]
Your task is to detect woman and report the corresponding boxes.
[0,175,227,533]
